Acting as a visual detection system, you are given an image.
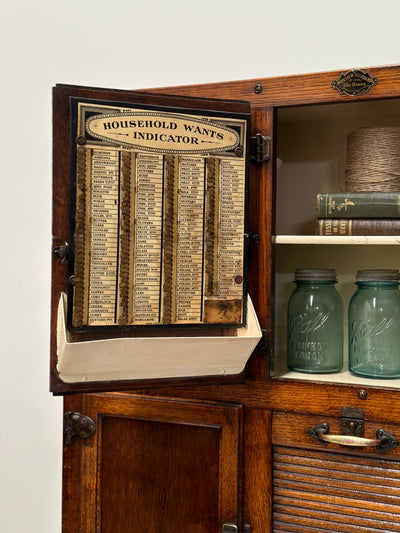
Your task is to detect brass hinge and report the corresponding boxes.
[64,411,96,445]
[250,133,271,164]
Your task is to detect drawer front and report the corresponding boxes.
[272,411,400,532]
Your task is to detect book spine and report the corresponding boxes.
[316,192,400,218]
[317,219,400,236]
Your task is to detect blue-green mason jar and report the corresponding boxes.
[287,268,343,373]
[349,269,400,378]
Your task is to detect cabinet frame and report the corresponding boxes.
[60,64,400,533]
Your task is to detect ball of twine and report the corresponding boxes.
[345,127,400,192]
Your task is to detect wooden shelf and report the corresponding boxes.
[274,235,400,245]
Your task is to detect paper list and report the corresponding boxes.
[88,149,120,324]
[132,153,164,323]
[175,157,205,322]
[218,158,245,297]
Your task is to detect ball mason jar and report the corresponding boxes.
[349,269,400,378]
[287,268,343,373]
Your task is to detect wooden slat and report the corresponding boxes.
[274,512,397,533]
[273,445,400,532]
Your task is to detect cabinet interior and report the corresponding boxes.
[273,97,400,387]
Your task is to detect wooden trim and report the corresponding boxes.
[136,373,400,426]
[144,65,400,108]
[244,409,273,532]
[62,395,84,533]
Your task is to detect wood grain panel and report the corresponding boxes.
[273,445,400,532]
[100,417,219,533]
[75,395,242,532]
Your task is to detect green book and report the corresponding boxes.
[316,192,400,219]
[317,218,400,236]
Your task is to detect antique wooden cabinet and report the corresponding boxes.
[54,65,400,532]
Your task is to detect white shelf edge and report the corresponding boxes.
[274,235,400,245]
[273,369,400,389]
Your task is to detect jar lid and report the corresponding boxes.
[355,269,400,282]
[294,268,337,281]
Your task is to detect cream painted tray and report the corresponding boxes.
[57,293,262,383]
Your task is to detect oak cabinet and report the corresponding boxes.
[57,64,400,532]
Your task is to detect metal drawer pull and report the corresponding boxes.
[321,434,380,447]
[308,423,399,453]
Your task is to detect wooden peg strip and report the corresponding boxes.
[162,155,179,324]
[118,151,136,324]
[205,158,220,296]
[72,147,91,326]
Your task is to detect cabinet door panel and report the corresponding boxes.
[64,395,242,533]
[100,417,219,532]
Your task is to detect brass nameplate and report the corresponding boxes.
[69,98,249,329]
[332,69,378,97]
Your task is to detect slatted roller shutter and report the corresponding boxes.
[273,445,400,532]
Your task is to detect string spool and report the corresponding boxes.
[345,127,400,192]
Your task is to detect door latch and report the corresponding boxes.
[222,525,238,533]
[222,525,251,532]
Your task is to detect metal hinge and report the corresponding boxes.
[245,232,260,266]
[258,329,269,355]
[250,133,271,164]
[64,411,96,445]
[53,242,69,266]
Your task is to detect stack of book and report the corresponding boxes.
[315,192,400,235]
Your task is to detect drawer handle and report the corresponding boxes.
[308,423,399,453]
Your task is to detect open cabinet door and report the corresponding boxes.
[51,84,261,393]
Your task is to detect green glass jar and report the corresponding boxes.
[287,268,343,373]
[349,269,400,378]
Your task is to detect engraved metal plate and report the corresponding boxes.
[332,69,378,96]
[69,98,249,329]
